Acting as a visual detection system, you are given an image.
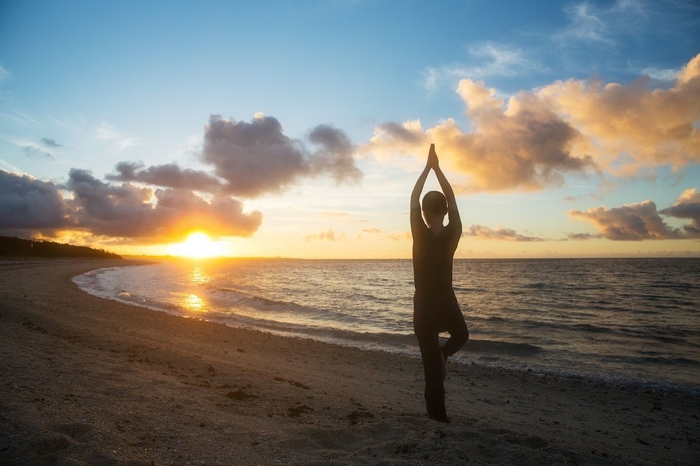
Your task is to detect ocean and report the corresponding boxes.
[73,258,700,395]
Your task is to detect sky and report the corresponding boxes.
[1,0,699,259]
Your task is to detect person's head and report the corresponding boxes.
[422,191,447,225]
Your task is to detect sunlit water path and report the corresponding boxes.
[74,258,700,394]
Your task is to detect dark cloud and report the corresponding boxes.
[67,168,160,238]
[2,111,364,244]
[67,168,262,241]
[40,138,62,148]
[202,114,308,197]
[0,168,263,241]
[18,138,63,159]
[0,170,73,233]
[566,232,603,240]
[568,195,700,240]
[660,188,700,235]
[375,121,425,144]
[106,161,226,193]
[307,124,362,184]
[201,114,361,197]
[21,145,55,159]
[464,224,546,242]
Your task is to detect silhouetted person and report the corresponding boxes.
[411,143,469,422]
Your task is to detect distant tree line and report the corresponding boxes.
[0,236,122,259]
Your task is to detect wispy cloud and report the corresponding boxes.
[303,228,345,241]
[0,65,10,85]
[555,0,648,46]
[14,137,62,159]
[423,42,539,92]
[0,109,41,125]
[40,138,62,148]
[641,66,679,81]
[95,121,138,151]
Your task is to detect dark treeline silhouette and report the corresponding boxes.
[0,236,122,259]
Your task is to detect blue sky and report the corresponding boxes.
[1,0,699,258]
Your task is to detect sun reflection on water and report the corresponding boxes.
[183,293,206,312]
[190,265,211,284]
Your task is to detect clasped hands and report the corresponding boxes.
[426,143,439,170]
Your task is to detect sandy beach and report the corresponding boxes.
[0,259,697,465]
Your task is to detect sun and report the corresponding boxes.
[175,232,220,258]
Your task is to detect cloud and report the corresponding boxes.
[387,232,411,242]
[0,170,74,233]
[106,161,226,193]
[368,53,700,191]
[567,232,603,240]
[303,228,345,241]
[2,112,361,243]
[0,168,265,242]
[641,67,679,82]
[464,225,546,242]
[40,138,62,148]
[422,42,539,92]
[21,146,54,159]
[201,114,361,197]
[660,188,700,235]
[15,137,63,159]
[95,121,137,151]
[537,53,700,175]
[66,169,262,241]
[568,188,700,240]
[559,2,611,43]
[355,227,383,239]
[307,124,362,184]
[368,79,595,192]
[0,65,9,84]
[556,0,648,45]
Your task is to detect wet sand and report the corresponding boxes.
[0,259,698,465]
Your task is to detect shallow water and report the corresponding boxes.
[74,258,700,394]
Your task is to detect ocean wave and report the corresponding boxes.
[601,354,700,367]
[204,285,327,316]
[464,340,542,355]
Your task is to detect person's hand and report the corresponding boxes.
[428,143,439,169]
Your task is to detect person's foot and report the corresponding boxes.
[429,413,451,423]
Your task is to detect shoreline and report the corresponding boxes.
[74,260,700,398]
[1,258,698,465]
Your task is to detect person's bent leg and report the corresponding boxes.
[441,315,468,359]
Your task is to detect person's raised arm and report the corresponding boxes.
[431,146,458,212]
[410,144,436,210]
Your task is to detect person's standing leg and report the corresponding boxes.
[414,322,448,421]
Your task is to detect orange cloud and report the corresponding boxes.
[538,54,700,175]
[303,229,345,242]
[366,53,700,192]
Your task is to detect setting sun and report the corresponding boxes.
[171,232,222,258]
